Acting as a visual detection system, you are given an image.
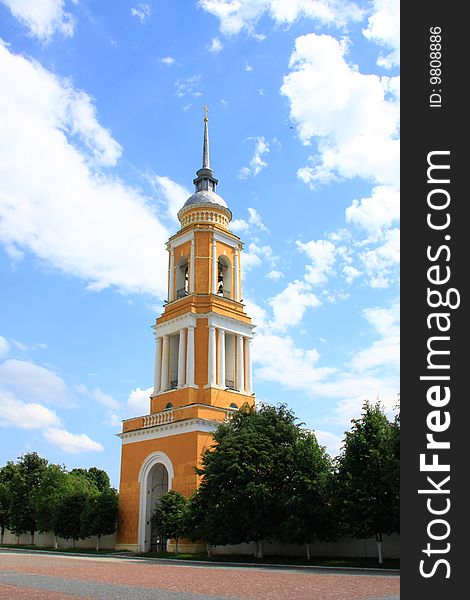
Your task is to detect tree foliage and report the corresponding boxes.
[52,473,99,547]
[70,467,111,492]
[6,453,48,540]
[336,400,400,563]
[151,490,188,553]
[186,403,334,558]
[81,488,119,550]
[33,463,68,544]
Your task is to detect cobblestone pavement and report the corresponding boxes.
[0,551,400,600]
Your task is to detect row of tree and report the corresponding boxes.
[152,401,399,563]
[0,455,118,550]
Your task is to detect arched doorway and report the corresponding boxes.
[149,463,169,551]
[138,451,174,552]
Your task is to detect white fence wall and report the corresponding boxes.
[2,528,399,559]
[211,534,400,559]
[2,529,117,550]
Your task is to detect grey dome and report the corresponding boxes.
[182,189,228,209]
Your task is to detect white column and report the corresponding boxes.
[178,329,186,387]
[160,335,169,391]
[211,238,217,294]
[217,329,225,387]
[208,324,217,386]
[189,237,195,293]
[234,247,240,301]
[236,335,244,392]
[168,247,175,301]
[245,337,253,394]
[186,326,195,387]
[153,336,162,394]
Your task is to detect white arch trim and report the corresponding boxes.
[137,451,174,552]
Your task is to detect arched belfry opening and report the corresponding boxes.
[217,255,231,298]
[176,257,189,299]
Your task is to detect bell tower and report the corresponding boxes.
[116,111,255,553]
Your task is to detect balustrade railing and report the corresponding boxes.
[142,410,174,428]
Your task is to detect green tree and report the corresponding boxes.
[81,488,119,550]
[188,403,326,559]
[278,430,336,559]
[7,453,48,544]
[336,400,400,564]
[0,469,12,544]
[33,463,68,548]
[151,490,188,553]
[70,467,110,492]
[52,473,98,548]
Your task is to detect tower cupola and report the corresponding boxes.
[178,107,232,229]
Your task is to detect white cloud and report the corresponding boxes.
[314,429,343,456]
[269,280,321,331]
[198,0,363,37]
[342,264,361,284]
[266,270,284,281]
[151,175,190,225]
[239,137,270,179]
[92,387,120,410]
[159,56,175,66]
[130,3,151,23]
[43,427,104,453]
[297,239,336,286]
[242,242,276,274]
[0,359,67,403]
[0,42,171,297]
[350,301,399,372]
[245,63,253,72]
[246,296,399,429]
[127,386,152,415]
[0,336,9,358]
[346,185,399,240]
[363,0,400,68]
[253,332,334,386]
[281,33,399,188]
[231,207,268,234]
[0,389,61,429]
[208,37,223,53]
[175,75,203,98]
[1,0,75,41]
[103,412,121,428]
[359,227,399,288]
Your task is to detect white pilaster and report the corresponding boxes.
[208,324,217,386]
[189,237,195,293]
[234,247,240,301]
[186,326,195,387]
[160,335,169,391]
[178,329,186,387]
[236,334,244,392]
[245,337,253,394]
[211,238,217,294]
[153,336,162,394]
[217,329,225,387]
[168,247,175,301]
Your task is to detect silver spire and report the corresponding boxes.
[202,105,210,169]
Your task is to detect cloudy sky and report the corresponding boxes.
[0,0,399,486]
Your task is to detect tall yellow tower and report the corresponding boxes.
[116,111,255,552]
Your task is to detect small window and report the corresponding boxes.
[229,403,238,409]
[164,402,174,410]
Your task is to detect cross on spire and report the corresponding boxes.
[202,104,209,121]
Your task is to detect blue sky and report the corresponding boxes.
[0,0,399,487]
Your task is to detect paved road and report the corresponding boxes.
[0,550,399,600]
